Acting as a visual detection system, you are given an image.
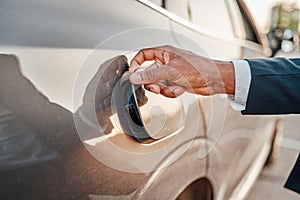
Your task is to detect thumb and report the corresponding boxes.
[130,66,178,84]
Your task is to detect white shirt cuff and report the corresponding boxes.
[229,60,251,111]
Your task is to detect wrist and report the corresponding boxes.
[214,60,235,95]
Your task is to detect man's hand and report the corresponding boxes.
[129,45,235,98]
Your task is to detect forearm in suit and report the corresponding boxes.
[240,57,300,194]
[242,57,300,115]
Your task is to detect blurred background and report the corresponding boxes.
[246,0,300,55]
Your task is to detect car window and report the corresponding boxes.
[236,0,260,44]
[148,0,235,39]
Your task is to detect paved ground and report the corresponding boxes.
[246,115,300,200]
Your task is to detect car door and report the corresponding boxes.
[141,0,278,199]
[0,0,208,199]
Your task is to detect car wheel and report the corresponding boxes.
[176,178,214,200]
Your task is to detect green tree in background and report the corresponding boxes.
[271,2,299,34]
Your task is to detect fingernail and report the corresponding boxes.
[130,73,142,83]
[174,88,182,96]
[149,87,158,94]
[129,62,138,72]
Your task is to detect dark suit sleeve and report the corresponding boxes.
[241,57,300,115]
[284,154,300,194]
[240,57,300,194]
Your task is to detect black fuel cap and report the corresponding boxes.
[112,73,152,142]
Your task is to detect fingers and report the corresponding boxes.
[144,83,161,94]
[144,83,185,98]
[160,86,185,98]
[130,65,179,84]
[129,46,188,98]
[129,47,169,72]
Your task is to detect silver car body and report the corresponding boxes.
[0,0,282,199]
